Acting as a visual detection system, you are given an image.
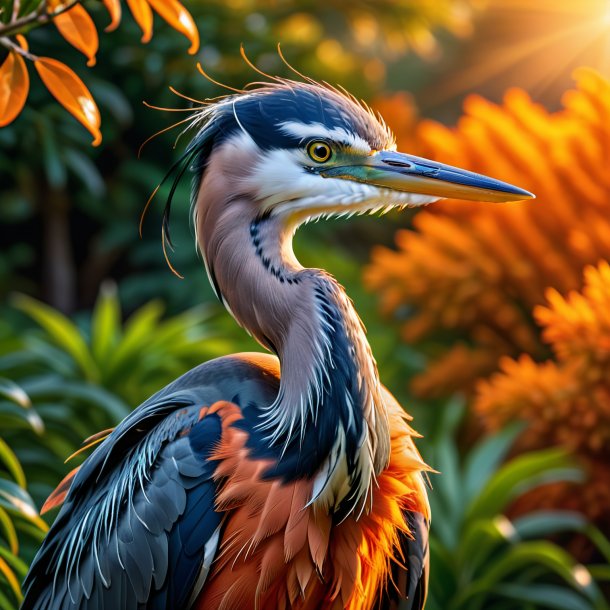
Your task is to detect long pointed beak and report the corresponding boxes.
[320,150,534,203]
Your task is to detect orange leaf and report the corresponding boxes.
[101,0,122,32]
[34,57,102,146]
[15,35,29,52]
[125,0,153,43]
[0,51,30,127]
[147,0,200,54]
[52,3,99,67]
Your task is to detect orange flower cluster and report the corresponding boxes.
[0,0,199,144]
[366,68,610,398]
[476,262,610,524]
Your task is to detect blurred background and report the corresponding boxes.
[1,0,610,608]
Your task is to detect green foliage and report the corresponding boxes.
[425,401,610,610]
[0,380,48,610]
[0,285,254,507]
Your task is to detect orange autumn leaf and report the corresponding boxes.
[101,0,122,32]
[147,0,200,54]
[0,51,30,127]
[15,35,29,52]
[125,0,153,43]
[34,57,101,146]
[52,2,99,67]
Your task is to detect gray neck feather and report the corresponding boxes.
[193,144,390,509]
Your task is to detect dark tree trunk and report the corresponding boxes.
[42,189,76,314]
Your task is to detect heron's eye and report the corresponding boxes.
[307,141,332,163]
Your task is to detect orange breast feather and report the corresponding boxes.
[196,401,429,610]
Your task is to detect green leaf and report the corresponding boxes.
[0,439,26,488]
[0,479,39,521]
[90,282,120,370]
[0,402,43,435]
[588,565,610,582]
[0,547,28,580]
[0,380,29,409]
[460,542,600,605]
[0,585,17,610]
[513,511,588,539]
[465,449,584,522]
[463,422,523,504]
[13,295,98,381]
[105,299,164,379]
[63,148,106,197]
[459,516,516,575]
[0,554,21,603]
[38,116,66,190]
[494,583,593,610]
[0,507,18,555]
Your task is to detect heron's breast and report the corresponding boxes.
[195,406,428,610]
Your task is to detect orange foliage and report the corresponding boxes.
[0,50,29,127]
[476,262,610,525]
[101,0,122,32]
[366,68,610,398]
[0,0,200,142]
[34,57,101,145]
[49,1,99,67]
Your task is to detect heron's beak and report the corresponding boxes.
[320,150,534,203]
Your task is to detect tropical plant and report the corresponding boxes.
[0,284,254,506]
[0,379,47,610]
[366,67,610,399]
[425,401,610,610]
[475,261,610,535]
[365,68,610,529]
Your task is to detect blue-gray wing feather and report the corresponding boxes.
[21,396,222,610]
[21,355,281,610]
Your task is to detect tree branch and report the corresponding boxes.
[0,0,82,39]
[0,35,38,61]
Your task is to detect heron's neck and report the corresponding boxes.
[196,195,390,513]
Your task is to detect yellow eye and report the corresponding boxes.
[307,141,332,163]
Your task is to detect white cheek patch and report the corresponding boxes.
[222,132,438,221]
[279,121,371,155]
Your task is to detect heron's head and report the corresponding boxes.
[179,78,533,228]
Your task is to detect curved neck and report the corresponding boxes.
[193,156,390,513]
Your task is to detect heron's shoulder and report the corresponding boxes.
[153,352,280,407]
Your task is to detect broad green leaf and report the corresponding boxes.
[513,511,587,539]
[12,294,98,381]
[494,583,593,610]
[459,542,600,606]
[463,422,523,503]
[465,449,583,522]
[459,517,516,576]
[91,282,120,370]
[105,299,164,379]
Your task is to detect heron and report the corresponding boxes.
[21,71,533,610]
